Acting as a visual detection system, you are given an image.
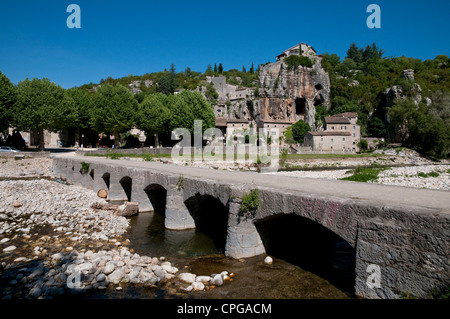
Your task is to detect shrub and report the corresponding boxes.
[284,55,313,71]
[239,189,260,222]
[340,167,382,183]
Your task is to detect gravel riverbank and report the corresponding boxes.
[0,158,232,299]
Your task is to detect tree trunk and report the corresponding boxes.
[114,130,120,148]
[38,127,45,151]
[154,133,159,148]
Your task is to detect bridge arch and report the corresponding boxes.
[254,213,356,295]
[184,193,229,253]
[144,183,167,215]
[119,176,132,202]
[101,172,110,190]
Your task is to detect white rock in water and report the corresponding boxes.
[191,281,205,291]
[179,272,196,284]
[3,245,16,252]
[196,276,211,283]
[264,256,273,264]
[212,274,223,286]
[0,238,10,244]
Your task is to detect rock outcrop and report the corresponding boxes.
[257,59,330,130]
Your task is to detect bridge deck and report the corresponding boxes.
[54,154,450,213]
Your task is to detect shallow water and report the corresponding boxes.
[122,212,354,299]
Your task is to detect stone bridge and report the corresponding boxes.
[52,155,450,299]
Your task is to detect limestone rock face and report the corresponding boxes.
[257,59,331,130]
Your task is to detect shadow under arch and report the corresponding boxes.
[184,194,229,253]
[119,176,132,202]
[254,213,356,296]
[144,184,167,216]
[101,172,110,190]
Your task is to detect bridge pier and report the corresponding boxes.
[225,200,265,259]
[165,186,195,230]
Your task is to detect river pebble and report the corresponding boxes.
[0,176,234,298]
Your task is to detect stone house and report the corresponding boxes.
[259,119,295,141]
[304,112,360,152]
[276,42,318,61]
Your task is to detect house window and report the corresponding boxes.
[353,125,356,129]
[331,138,334,142]
[232,124,235,127]
[241,124,244,127]
[341,126,346,130]
[353,133,355,137]
[331,126,335,130]
[274,125,277,128]
[343,137,346,141]
[267,125,270,128]
[321,137,323,141]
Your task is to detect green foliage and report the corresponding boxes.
[80,161,90,174]
[358,139,368,151]
[340,166,383,183]
[90,83,138,148]
[291,120,311,143]
[0,71,16,133]
[239,188,260,222]
[157,64,178,95]
[66,87,92,130]
[284,55,313,70]
[12,78,77,150]
[417,171,440,178]
[389,99,450,158]
[136,93,171,135]
[205,82,219,104]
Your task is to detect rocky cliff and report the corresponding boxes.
[257,58,330,130]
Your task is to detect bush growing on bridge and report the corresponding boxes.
[239,188,260,222]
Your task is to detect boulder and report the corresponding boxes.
[115,202,139,217]
[108,268,126,284]
[179,272,196,284]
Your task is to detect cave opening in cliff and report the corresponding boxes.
[254,214,356,297]
[314,94,325,106]
[295,97,306,115]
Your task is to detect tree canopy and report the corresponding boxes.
[90,83,138,147]
[0,71,16,133]
[12,78,76,150]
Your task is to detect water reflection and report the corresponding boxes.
[125,212,221,258]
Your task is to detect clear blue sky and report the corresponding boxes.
[1,0,449,89]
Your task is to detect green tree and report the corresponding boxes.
[205,83,219,104]
[167,93,194,133]
[218,63,223,74]
[176,90,215,133]
[346,43,363,64]
[291,120,311,144]
[0,71,16,133]
[250,62,254,74]
[205,64,213,76]
[214,64,218,73]
[158,64,178,95]
[136,93,171,148]
[90,83,138,148]
[12,78,77,151]
[66,87,93,146]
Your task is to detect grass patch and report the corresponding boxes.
[417,171,440,178]
[340,166,384,183]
